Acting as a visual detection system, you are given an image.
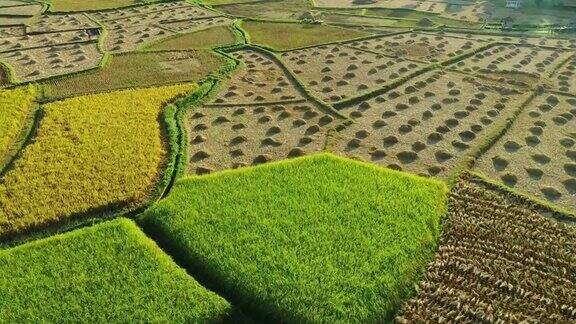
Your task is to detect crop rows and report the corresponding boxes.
[398,175,576,322]
[475,92,576,210]
[330,70,529,178]
[0,84,195,238]
[188,49,342,175]
[280,44,425,103]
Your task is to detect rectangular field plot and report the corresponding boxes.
[550,54,576,95]
[44,50,223,98]
[0,42,102,82]
[0,84,195,237]
[187,102,338,175]
[141,154,447,322]
[400,176,576,322]
[27,14,98,33]
[104,25,172,53]
[474,93,576,212]
[89,1,217,22]
[330,70,530,179]
[0,218,230,322]
[279,44,425,103]
[96,2,225,53]
[159,16,233,33]
[208,49,304,105]
[452,44,572,87]
[0,3,42,15]
[431,31,576,49]
[0,30,92,52]
[344,32,488,63]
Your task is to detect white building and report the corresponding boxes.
[506,0,523,9]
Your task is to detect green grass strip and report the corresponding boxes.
[0,218,230,322]
[140,153,447,322]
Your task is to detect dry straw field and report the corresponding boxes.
[0,0,575,321]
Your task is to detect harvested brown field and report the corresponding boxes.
[209,49,304,105]
[0,30,92,52]
[94,1,229,53]
[398,174,576,322]
[280,44,424,103]
[431,31,576,50]
[27,14,98,33]
[147,26,236,50]
[550,54,576,94]
[0,42,102,82]
[475,92,576,211]
[344,32,487,63]
[187,101,339,175]
[330,70,530,178]
[452,44,573,87]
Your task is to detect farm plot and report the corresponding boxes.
[398,175,576,323]
[0,42,102,82]
[96,2,227,53]
[452,44,573,87]
[428,31,576,50]
[147,25,237,50]
[280,44,425,103]
[187,101,338,175]
[215,0,309,20]
[0,3,42,15]
[330,70,530,179]
[158,16,232,33]
[0,84,195,238]
[0,85,36,168]
[0,25,24,37]
[242,21,371,51]
[209,49,304,105]
[344,32,488,63]
[89,1,216,22]
[550,54,576,95]
[0,30,92,52]
[0,218,231,322]
[44,50,223,98]
[48,0,162,12]
[474,92,576,211]
[27,14,98,33]
[140,154,447,322]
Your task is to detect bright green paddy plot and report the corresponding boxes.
[140,153,448,322]
[0,218,230,322]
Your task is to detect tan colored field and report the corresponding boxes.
[330,70,530,179]
[452,44,573,87]
[280,44,424,103]
[344,32,488,63]
[50,0,138,12]
[1,43,102,82]
[550,54,576,95]
[159,16,233,33]
[187,101,339,175]
[475,92,576,211]
[27,14,98,33]
[432,31,576,49]
[0,30,91,52]
[209,49,304,105]
[399,175,576,322]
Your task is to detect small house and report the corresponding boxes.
[505,0,523,8]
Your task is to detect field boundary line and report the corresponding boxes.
[463,171,576,223]
[449,89,538,187]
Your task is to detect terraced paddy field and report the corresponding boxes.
[0,0,575,321]
[141,154,448,322]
